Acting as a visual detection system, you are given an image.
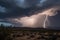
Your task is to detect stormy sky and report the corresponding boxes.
[0,0,60,29]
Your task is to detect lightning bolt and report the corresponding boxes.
[43,15,48,28]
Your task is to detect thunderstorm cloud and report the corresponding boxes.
[0,0,60,29]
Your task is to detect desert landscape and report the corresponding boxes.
[0,25,60,40]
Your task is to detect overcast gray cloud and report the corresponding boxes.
[0,6,7,13]
[15,0,30,8]
[14,0,39,8]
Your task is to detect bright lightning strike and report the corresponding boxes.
[38,8,58,28]
[43,15,48,28]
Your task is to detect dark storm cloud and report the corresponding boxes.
[0,0,60,18]
[0,6,7,13]
[0,0,16,8]
[0,0,60,19]
[0,0,60,28]
[0,0,39,18]
[15,0,39,8]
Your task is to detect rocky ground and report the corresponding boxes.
[9,30,60,40]
[0,27,60,40]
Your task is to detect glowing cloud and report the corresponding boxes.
[18,17,36,27]
[41,8,58,16]
[6,7,58,28]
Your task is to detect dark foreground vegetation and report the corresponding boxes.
[0,24,60,40]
